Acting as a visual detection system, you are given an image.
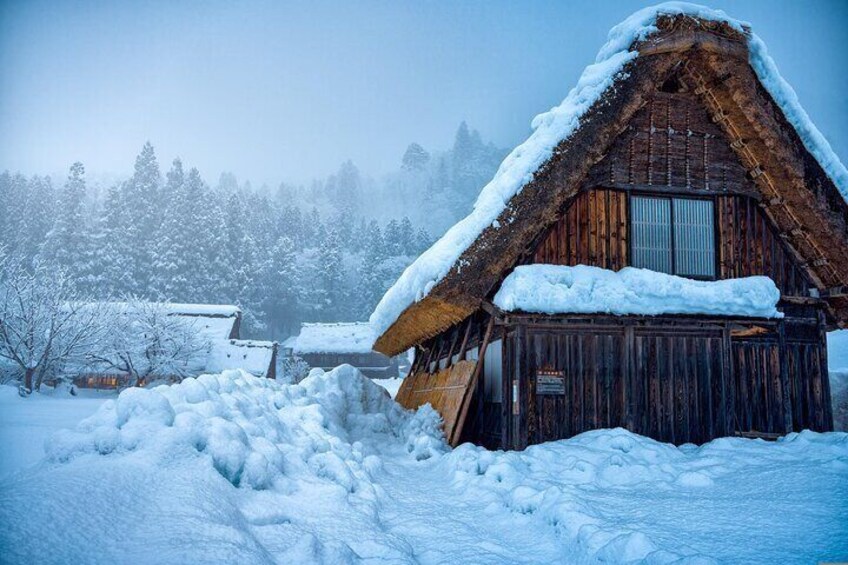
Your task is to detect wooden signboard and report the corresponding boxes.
[536,369,565,395]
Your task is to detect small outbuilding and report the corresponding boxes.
[285,322,400,379]
[73,303,277,389]
[371,7,847,449]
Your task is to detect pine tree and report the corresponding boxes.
[0,173,30,259]
[383,219,403,256]
[217,171,239,193]
[101,182,135,295]
[318,228,345,320]
[280,205,304,248]
[357,220,387,319]
[24,175,56,265]
[181,168,209,300]
[79,198,108,296]
[152,159,189,299]
[401,143,430,172]
[398,216,415,255]
[261,235,300,337]
[414,227,433,254]
[42,163,86,275]
[335,160,361,216]
[309,207,325,246]
[123,142,161,293]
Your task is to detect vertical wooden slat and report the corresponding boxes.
[721,324,734,436]
[817,311,834,431]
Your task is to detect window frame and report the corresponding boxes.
[628,192,719,280]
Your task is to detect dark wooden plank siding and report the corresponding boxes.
[717,195,812,296]
[529,89,813,300]
[533,189,811,298]
[491,316,831,450]
[532,189,629,270]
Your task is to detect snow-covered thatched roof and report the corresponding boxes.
[206,339,277,378]
[286,322,377,355]
[371,2,848,356]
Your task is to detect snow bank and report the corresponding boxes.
[370,1,847,341]
[443,427,848,563]
[493,264,782,318]
[48,366,445,490]
[288,322,377,354]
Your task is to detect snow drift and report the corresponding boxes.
[48,366,446,490]
[493,265,781,318]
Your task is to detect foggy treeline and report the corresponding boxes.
[0,122,506,339]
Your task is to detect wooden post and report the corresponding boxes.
[500,327,511,451]
[458,318,473,361]
[624,324,635,431]
[444,325,461,369]
[721,323,735,436]
[513,323,529,450]
[777,320,794,433]
[817,310,834,431]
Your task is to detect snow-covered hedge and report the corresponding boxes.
[49,366,446,490]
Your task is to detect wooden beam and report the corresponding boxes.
[458,317,473,361]
[513,323,529,451]
[444,325,461,368]
[817,285,848,299]
[595,181,760,200]
[780,296,825,306]
[777,320,793,434]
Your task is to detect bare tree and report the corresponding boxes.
[88,298,210,387]
[0,254,104,394]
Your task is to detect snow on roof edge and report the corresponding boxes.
[369,1,847,341]
[84,302,241,317]
[165,304,241,317]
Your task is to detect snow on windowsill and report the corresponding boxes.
[492,264,782,319]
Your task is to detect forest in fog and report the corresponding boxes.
[0,122,506,339]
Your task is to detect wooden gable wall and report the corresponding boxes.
[530,88,813,297]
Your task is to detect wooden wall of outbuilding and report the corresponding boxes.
[489,315,832,450]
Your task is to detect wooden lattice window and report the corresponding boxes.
[631,195,716,278]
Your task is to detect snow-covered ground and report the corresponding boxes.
[1,366,846,564]
[0,387,112,479]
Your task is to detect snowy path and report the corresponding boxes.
[377,455,581,564]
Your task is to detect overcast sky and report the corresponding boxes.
[1,0,846,186]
